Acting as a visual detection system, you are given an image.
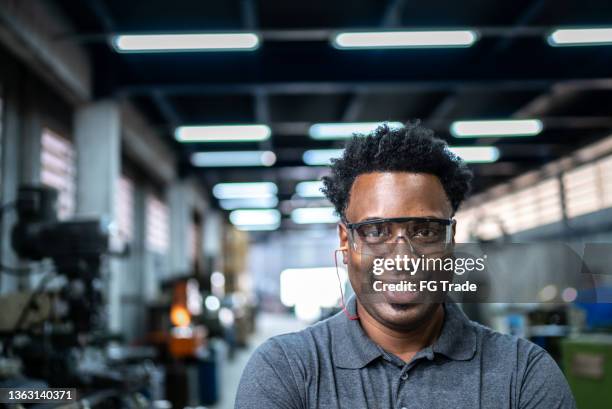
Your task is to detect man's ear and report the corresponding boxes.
[338,223,349,264]
[452,218,457,245]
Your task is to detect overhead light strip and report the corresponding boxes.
[235,223,280,231]
[213,182,277,199]
[303,149,344,166]
[176,124,271,142]
[291,207,339,224]
[191,151,276,167]
[112,29,612,52]
[219,197,279,210]
[548,28,612,46]
[333,30,478,49]
[450,119,543,138]
[112,33,260,52]
[449,146,500,163]
[309,122,403,139]
[295,181,325,197]
[230,209,281,227]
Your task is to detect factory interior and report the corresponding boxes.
[1,0,612,408]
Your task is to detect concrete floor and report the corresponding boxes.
[209,313,307,409]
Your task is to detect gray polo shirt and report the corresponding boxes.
[236,297,576,409]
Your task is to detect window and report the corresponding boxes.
[187,221,197,262]
[563,163,600,218]
[40,128,76,219]
[456,177,562,240]
[146,194,169,253]
[507,178,562,233]
[116,175,135,242]
[454,207,477,242]
[599,154,612,208]
[457,147,612,238]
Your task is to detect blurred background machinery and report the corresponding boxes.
[1,1,612,408]
[0,185,159,407]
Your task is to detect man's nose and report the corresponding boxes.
[390,236,417,257]
[392,226,410,244]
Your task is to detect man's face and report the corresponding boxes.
[339,172,455,331]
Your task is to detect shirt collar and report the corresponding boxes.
[432,301,477,361]
[331,296,477,369]
[331,295,382,369]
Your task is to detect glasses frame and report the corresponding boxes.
[344,216,456,253]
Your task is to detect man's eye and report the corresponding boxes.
[412,224,444,240]
[415,228,436,237]
[363,228,381,237]
[361,225,388,238]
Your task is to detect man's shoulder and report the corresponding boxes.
[464,319,576,407]
[469,319,553,368]
[258,312,338,351]
[237,316,341,408]
[237,312,339,397]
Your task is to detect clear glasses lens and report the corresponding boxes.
[350,220,452,255]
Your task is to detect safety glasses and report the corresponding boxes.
[345,217,455,256]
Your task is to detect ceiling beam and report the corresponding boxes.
[342,0,406,122]
[151,90,182,129]
[482,0,549,58]
[0,0,92,102]
[268,117,612,136]
[381,0,405,28]
[119,79,559,97]
[241,0,258,30]
[67,26,554,44]
[84,0,115,32]
[427,93,459,120]
[430,0,549,124]
[239,0,272,150]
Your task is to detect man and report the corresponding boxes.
[235,123,576,408]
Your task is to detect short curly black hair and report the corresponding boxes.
[321,122,473,220]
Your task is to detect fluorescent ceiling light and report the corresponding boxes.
[213,182,277,199]
[450,119,543,138]
[448,146,500,163]
[191,151,276,167]
[230,209,280,228]
[295,181,325,197]
[176,124,271,142]
[309,122,403,139]
[333,30,478,49]
[303,149,344,166]
[235,223,280,231]
[219,197,279,210]
[112,33,259,52]
[548,28,612,46]
[291,207,339,224]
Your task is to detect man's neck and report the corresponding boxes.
[356,303,445,363]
